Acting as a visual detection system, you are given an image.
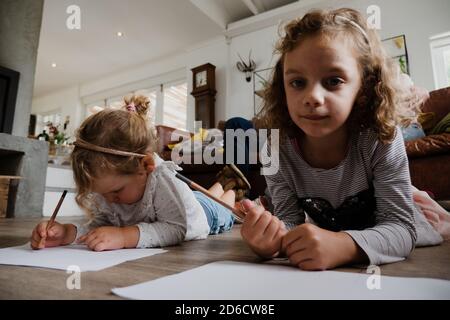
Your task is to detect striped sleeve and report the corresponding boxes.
[265,168,305,229]
[264,128,422,266]
[344,129,417,265]
[262,139,305,229]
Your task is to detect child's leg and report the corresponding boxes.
[208,182,224,198]
[193,190,235,235]
[220,189,236,208]
[209,183,243,220]
[209,182,237,209]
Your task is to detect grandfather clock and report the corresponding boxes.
[191,63,216,128]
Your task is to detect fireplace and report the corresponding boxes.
[0,133,48,218]
[0,66,20,134]
[0,149,23,217]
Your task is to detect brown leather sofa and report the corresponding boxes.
[406,86,450,200]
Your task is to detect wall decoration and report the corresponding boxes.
[382,35,410,74]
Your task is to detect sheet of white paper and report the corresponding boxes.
[112,261,450,300]
[0,243,166,272]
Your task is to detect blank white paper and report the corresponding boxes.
[0,243,166,272]
[112,261,450,300]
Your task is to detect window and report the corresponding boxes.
[83,80,188,130]
[443,49,450,85]
[106,96,125,110]
[85,100,106,117]
[430,32,450,89]
[162,81,187,130]
[134,88,157,126]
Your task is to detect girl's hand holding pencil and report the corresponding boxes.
[30,190,76,249]
[240,199,287,259]
[30,221,68,249]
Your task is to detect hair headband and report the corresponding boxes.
[73,138,146,158]
[335,15,369,43]
[126,104,136,112]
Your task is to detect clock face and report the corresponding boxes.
[195,70,207,88]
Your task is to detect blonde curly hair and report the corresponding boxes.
[256,8,418,143]
[71,95,157,216]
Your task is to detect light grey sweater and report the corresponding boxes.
[73,155,210,248]
[264,128,442,265]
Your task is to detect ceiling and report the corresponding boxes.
[34,0,299,97]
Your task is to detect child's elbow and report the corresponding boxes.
[161,224,187,247]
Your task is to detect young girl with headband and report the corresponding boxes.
[30,95,236,251]
[240,8,445,270]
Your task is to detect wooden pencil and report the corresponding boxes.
[46,189,68,231]
[175,173,246,222]
[38,190,67,248]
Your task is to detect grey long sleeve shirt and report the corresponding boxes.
[264,128,442,265]
[73,155,210,248]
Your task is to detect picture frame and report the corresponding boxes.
[382,35,410,75]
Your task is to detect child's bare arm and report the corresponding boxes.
[77,226,139,251]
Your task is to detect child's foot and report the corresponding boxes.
[216,164,251,201]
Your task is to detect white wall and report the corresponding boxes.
[32,0,450,134]
[226,0,450,118]
[79,37,231,133]
[44,166,83,217]
[227,24,279,120]
[347,0,450,90]
[32,86,84,137]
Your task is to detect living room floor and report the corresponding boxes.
[0,217,449,299]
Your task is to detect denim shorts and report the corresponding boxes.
[193,191,235,234]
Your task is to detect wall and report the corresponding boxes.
[32,86,83,137]
[225,0,450,118]
[348,0,450,90]
[32,0,450,133]
[44,166,84,217]
[32,38,229,134]
[80,37,229,133]
[227,24,280,120]
[0,0,44,137]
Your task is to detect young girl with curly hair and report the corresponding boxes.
[241,8,444,270]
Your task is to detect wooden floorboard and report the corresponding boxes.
[0,217,449,299]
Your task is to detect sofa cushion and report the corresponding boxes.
[422,86,450,132]
[417,112,436,131]
[155,125,192,153]
[429,112,450,135]
[405,132,450,158]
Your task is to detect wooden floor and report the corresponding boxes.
[0,217,449,299]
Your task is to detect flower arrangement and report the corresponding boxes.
[46,122,69,145]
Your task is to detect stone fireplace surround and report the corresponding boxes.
[0,133,48,218]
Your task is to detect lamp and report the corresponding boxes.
[236,51,256,82]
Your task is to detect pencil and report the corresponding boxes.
[175,173,246,222]
[38,190,68,248]
[46,189,68,231]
